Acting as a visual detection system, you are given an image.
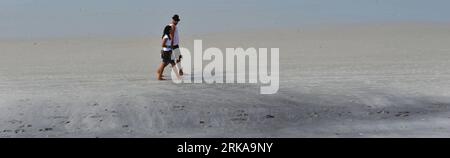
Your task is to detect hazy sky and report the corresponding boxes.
[1,0,449,39]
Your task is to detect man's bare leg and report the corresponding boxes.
[176,56,183,76]
[171,63,182,80]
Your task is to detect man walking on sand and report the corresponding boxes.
[169,14,183,75]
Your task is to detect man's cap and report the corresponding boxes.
[172,14,180,21]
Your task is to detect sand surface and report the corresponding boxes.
[1,24,450,137]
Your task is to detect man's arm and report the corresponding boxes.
[170,25,176,46]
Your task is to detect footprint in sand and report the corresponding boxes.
[39,128,53,132]
[230,110,249,122]
[8,120,23,124]
[395,111,410,117]
[172,105,185,111]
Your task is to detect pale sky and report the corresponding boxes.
[1,0,449,39]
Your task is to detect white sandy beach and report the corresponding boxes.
[1,23,450,137]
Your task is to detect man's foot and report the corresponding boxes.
[179,69,184,76]
[157,77,166,81]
